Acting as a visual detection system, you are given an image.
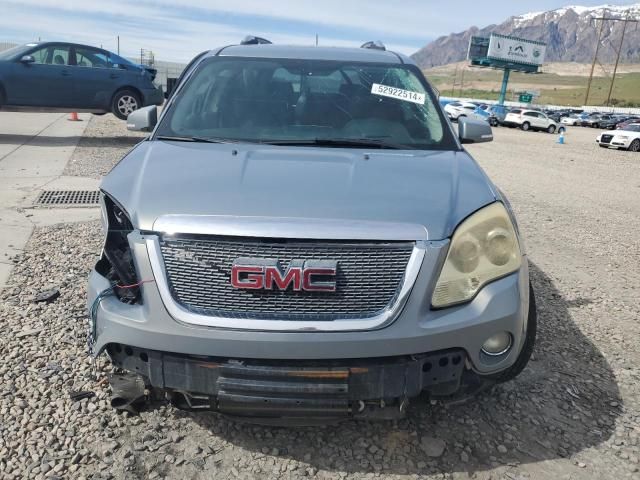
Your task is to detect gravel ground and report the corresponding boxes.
[1,122,640,479]
[63,114,145,178]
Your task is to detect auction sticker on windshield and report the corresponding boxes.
[371,83,425,105]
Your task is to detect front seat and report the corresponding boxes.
[53,55,65,65]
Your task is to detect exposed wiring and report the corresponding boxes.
[87,286,114,357]
[87,279,155,356]
[114,279,155,289]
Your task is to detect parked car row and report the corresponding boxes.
[0,41,164,119]
[561,111,640,130]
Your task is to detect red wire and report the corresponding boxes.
[115,279,155,289]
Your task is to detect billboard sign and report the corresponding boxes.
[487,34,546,66]
[468,36,490,61]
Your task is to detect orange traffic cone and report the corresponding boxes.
[68,112,81,122]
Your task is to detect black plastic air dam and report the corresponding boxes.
[107,344,467,419]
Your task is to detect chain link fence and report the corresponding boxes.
[0,41,18,52]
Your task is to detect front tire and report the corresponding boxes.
[629,139,640,152]
[488,285,537,383]
[112,90,141,120]
[521,122,530,131]
[547,125,556,134]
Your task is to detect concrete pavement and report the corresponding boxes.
[0,112,100,288]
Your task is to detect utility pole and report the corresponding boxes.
[585,10,638,106]
[585,15,606,105]
[451,64,458,97]
[117,36,120,55]
[315,34,318,46]
[459,67,466,96]
[606,12,637,106]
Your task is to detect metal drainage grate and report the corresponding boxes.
[35,190,100,206]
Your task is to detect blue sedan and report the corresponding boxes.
[0,42,163,119]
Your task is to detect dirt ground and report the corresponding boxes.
[1,117,639,480]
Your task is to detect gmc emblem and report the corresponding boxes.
[231,258,337,292]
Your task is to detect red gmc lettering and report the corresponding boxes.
[265,266,302,290]
[231,260,337,292]
[303,267,337,292]
[230,265,264,289]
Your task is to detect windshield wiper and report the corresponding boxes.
[262,138,413,150]
[155,135,257,144]
[155,135,225,143]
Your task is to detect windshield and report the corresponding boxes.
[625,125,640,132]
[155,57,455,150]
[0,44,31,60]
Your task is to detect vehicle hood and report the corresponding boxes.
[101,141,497,241]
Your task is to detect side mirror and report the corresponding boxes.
[20,55,35,64]
[458,117,493,144]
[126,105,157,131]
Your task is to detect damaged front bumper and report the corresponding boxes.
[107,344,488,421]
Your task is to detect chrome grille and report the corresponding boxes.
[159,236,415,320]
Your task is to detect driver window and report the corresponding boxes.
[31,45,70,65]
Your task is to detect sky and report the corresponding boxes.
[1,0,638,63]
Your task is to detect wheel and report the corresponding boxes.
[488,285,537,384]
[457,114,466,123]
[629,139,640,152]
[521,122,530,131]
[558,127,565,134]
[112,90,141,120]
[547,125,556,134]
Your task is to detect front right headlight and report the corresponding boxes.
[432,202,521,308]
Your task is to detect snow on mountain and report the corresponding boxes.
[412,3,640,68]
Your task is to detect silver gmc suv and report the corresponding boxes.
[88,37,536,422]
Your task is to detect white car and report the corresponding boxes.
[444,101,486,122]
[561,114,581,126]
[503,109,565,134]
[596,124,640,151]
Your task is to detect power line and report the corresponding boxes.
[584,10,638,106]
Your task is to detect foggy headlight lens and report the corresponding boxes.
[432,202,521,308]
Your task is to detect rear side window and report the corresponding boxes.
[511,109,522,114]
[74,47,113,68]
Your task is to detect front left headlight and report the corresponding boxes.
[432,202,522,308]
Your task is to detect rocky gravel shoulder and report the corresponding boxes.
[62,115,145,179]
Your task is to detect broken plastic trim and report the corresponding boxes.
[96,192,141,304]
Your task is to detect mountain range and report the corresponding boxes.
[411,3,640,68]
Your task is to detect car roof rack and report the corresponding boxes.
[360,41,386,51]
[240,35,272,45]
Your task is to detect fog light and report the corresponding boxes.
[481,332,512,356]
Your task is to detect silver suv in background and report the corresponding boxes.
[88,38,536,423]
[504,109,565,133]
